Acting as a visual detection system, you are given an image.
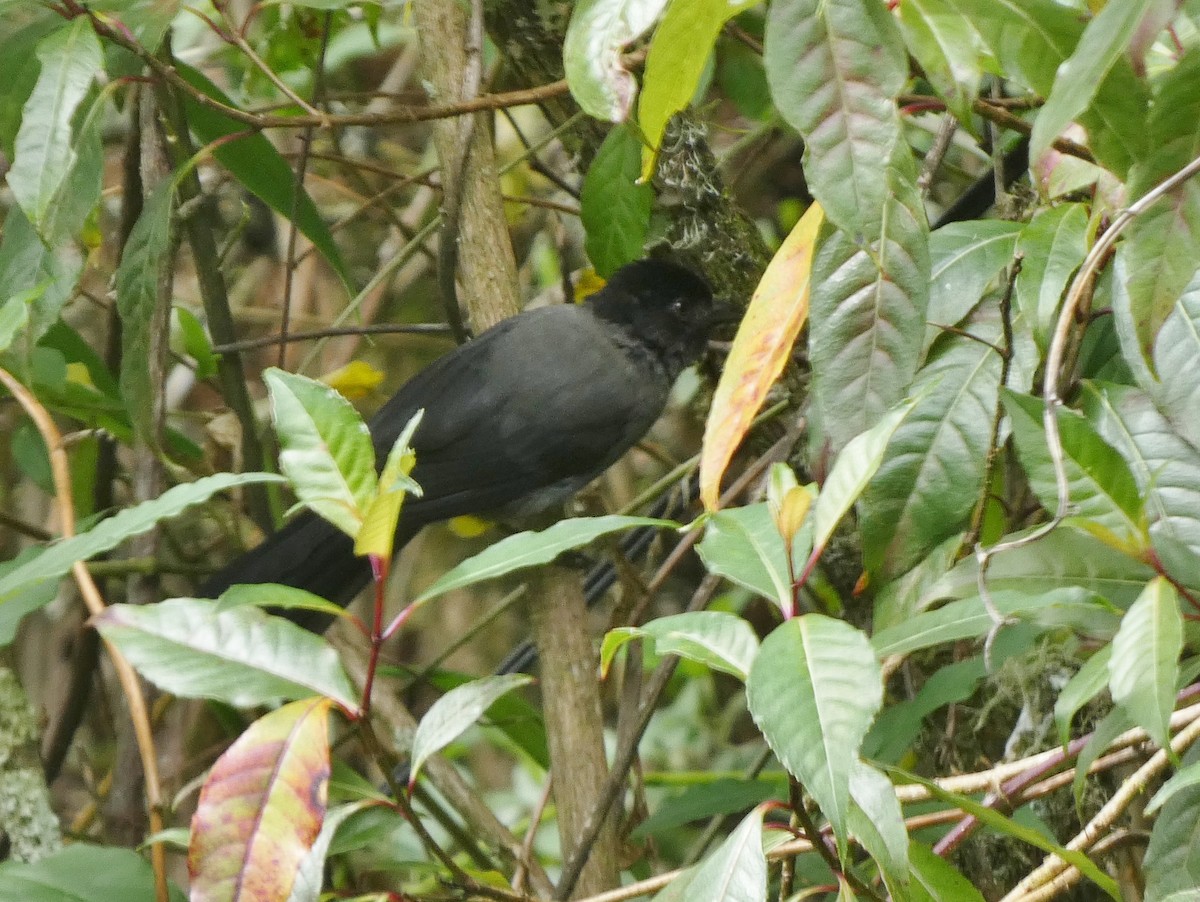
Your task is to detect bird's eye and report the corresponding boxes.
[669,298,686,314]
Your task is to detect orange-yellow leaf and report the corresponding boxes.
[699,203,824,510]
[188,697,333,902]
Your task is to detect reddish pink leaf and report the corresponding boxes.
[189,696,333,902]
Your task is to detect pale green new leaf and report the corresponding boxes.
[601,611,760,681]
[653,807,766,902]
[409,674,533,787]
[265,368,377,539]
[93,598,358,711]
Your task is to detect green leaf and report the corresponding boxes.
[581,123,653,278]
[1146,760,1200,816]
[926,221,1021,348]
[764,0,906,237]
[1153,273,1200,453]
[409,674,534,787]
[0,207,83,345]
[1143,743,1200,899]
[872,587,1113,659]
[847,761,908,882]
[0,284,39,354]
[1108,577,1181,751]
[1002,390,1144,545]
[214,584,347,621]
[93,598,358,711]
[1119,48,1200,364]
[1029,0,1154,165]
[747,615,882,855]
[907,841,984,902]
[0,17,59,160]
[653,807,766,902]
[808,163,929,453]
[922,525,1154,607]
[696,503,810,614]
[886,765,1121,899]
[265,367,377,540]
[813,394,917,557]
[1053,644,1111,748]
[563,0,669,121]
[860,317,1003,578]
[414,515,676,605]
[1014,204,1088,350]
[0,472,283,608]
[633,777,784,839]
[1082,382,1200,586]
[864,657,985,762]
[601,611,760,681]
[0,844,185,902]
[115,177,174,447]
[89,0,179,49]
[7,18,102,233]
[897,0,987,125]
[174,64,351,293]
[638,0,757,171]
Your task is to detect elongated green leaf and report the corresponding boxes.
[1053,644,1111,748]
[0,472,283,607]
[214,584,347,620]
[808,161,929,453]
[355,409,423,560]
[601,611,760,681]
[1029,0,1153,165]
[8,18,102,232]
[813,395,917,557]
[764,0,906,237]
[944,0,1147,175]
[872,587,1112,659]
[897,0,987,125]
[0,206,82,344]
[908,841,984,902]
[1014,204,1088,349]
[1143,744,1200,900]
[115,177,174,447]
[1081,382,1200,592]
[639,0,757,171]
[564,0,668,121]
[696,503,811,614]
[415,516,675,605]
[1153,273,1200,453]
[926,221,1022,347]
[1119,48,1200,364]
[633,778,785,840]
[0,17,59,159]
[886,766,1121,899]
[860,313,1004,579]
[864,658,985,763]
[581,123,653,277]
[847,761,908,881]
[265,368,377,540]
[0,844,184,902]
[654,807,766,902]
[922,525,1153,609]
[93,598,358,710]
[409,674,533,787]
[175,64,351,292]
[1002,390,1143,546]
[1146,760,1200,816]
[287,801,371,902]
[748,615,882,854]
[1108,577,1181,751]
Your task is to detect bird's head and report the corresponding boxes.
[590,259,736,379]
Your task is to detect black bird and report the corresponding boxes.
[202,259,723,623]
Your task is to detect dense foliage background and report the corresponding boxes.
[1,0,1199,900]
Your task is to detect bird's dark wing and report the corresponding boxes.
[380,304,669,526]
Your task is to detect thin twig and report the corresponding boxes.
[0,368,168,902]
